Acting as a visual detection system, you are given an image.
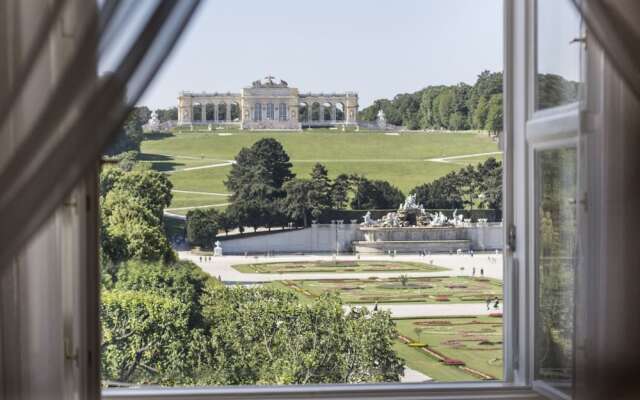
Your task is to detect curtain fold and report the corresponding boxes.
[0,0,200,263]
[572,0,640,100]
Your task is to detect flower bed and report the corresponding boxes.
[443,358,466,366]
[489,312,503,318]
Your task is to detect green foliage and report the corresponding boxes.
[308,163,333,219]
[282,178,313,227]
[225,138,293,230]
[113,259,215,330]
[104,107,149,156]
[186,208,220,248]
[536,73,579,110]
[155,107,178,123]
[484,94,503,134]
[100,168,174,264]
[351,177,404,210]
[331,173,353,209]
[358,71,502,131]
[100,290,202,385]
[411,157,502,212]
[200,287,404,385]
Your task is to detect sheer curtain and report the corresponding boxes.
[0,0,200,264]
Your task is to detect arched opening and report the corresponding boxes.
[311,102,321,122]
[193,103,203,121]
[335,102,345,121]
[254,103,262,121]
[230,102,240,121]
[217,103,227,122]
[322,102,332,121]
[266,103,275,120]
[205,103,215,121]
[278,103,288,121]
[299,103,308,122]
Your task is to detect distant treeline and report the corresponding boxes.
[358,70,578,132]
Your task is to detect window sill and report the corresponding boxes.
[103,382,544,400]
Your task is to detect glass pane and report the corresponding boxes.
[535,147,577,395]
[536,0,581,110]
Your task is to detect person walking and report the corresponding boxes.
[486,297,492,310]
[480,268,484,277]
[493,297,500,310]
[472,267,476,276]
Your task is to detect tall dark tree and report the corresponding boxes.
[225,138,293,230]
[308,163,333,219]
[186,208,220,248]
[331,174,353,209]
[282,179,313,227]
[351,178,404,210]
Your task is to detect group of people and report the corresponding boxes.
[486,296,500,310]
[199,255,213,262]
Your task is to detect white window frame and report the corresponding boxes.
[524,0,587,399]
[101,1,544,398]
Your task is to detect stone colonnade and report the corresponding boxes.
[177,92,241,125]
[298,92,358,125]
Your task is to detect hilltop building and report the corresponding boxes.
[177,76,359,130]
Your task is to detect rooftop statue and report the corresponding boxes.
[251,75,289,88]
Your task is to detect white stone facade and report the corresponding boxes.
[177,76,359,130]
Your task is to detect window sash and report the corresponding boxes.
[102,382,541,400]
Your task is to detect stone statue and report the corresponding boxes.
[376,109,386,128]
[361,211,374,226]
[214,240,223,256]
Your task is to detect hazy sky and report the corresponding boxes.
[139,0,503,109]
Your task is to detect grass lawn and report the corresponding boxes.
[394,316,503,381]
[142,129,500,212]
[266,276,503,304]
[232,260,447,274]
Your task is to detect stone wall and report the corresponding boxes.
[219,223,362,255]
[217,223,503,255]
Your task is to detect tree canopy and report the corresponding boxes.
[359,70,504,132]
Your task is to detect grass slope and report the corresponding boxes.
[142,129,500,212]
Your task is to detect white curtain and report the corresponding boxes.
[572,0,640,100]
[0,0,200,264]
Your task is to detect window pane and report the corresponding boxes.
[535,0,581,110]
[535,147,577,395]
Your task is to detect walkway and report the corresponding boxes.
[425,151,502,164]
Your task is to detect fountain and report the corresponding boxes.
[354,195,499,254]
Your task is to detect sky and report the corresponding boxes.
[139,0,503,109]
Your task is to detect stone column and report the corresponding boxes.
[213,103,218,122]
[226,102,231,121]
[319,103,324,122]
[331,105,336,122]
[204,103,209,121]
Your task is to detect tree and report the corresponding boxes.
[225,138,293,230]
[101,188,175,264]
[282,179,313,227]
[104,107,148,156]
[200,286,404,385]
[101,290,202,385]
[108,169,173,220]
[331,174,353,209]
[155,107,178,122]
[308,163,333,219]
[113,259,215,330]
[351,178,404,210]
[485,93,503,134]
[186,208,220,248]
[472,96,489,129]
